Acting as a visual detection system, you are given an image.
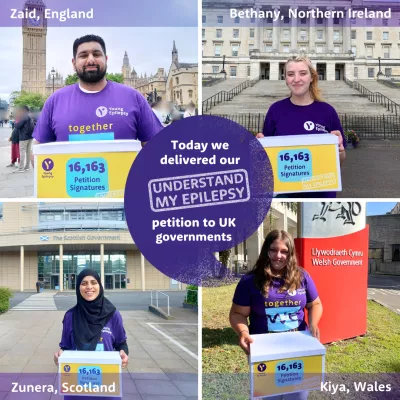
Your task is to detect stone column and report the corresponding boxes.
[270,61,280,80]
[343,7,351,54]
[59,244,63,292]
[255,6,263,52]
[327,61,336,81]
[20,245,24,292]
[246,223,264,267]
[291,6,298,52]
[140,253,145,291]
[326,7,335,52]
[100,244,104,288]
[283,207,288,232]
[272,6,280,52]
[308,7,315,51]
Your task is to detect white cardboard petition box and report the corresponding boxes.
[250,331,326,399]
[59,350,122,397]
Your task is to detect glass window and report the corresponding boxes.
[188,90,193,98]
[351,18,356,25]
[366,46,373,59]
[366,18,372,26]
[351,31,356,40]
[267,17,273,24]
[250,29,255,38]
[300,18,306,25]
[233,29,239,38]
[216,29,222,38]
[283,16,290,24]
[392,244,400,261]
[250,17,255,23]
[264,45,272,52]
[300,30,307,41]
[231,44,239,56]
[354,67,358,78]
[266,29,273,41]
[351,46,357,56]
[230,66,237,77]
[212,66,219,74]
[334,46,340,54]
[383,32,389,40]
[385,68,392,77]
[316,46,323,54]
[317,18,323,25]
[317,30,323,40]
[249,44,254,53]
[234,16,240,24]
[202,15,206,23]
[368,68,374,78]
[283,45,289,53]
[202,29,205,38]
[214,45,221,56]
[175,77,179,85]
[383,18,388,27]
[217,16,223,24]
[384,47,390,59]
[247,66,251,76]
[333,18,340,25]
[366,31,372,40]
[283,29,290,40]
[333,30,340,41]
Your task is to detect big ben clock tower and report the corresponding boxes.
[21,0,47,96]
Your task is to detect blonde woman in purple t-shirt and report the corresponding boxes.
[257,56,346,198]
[229,230,322,400]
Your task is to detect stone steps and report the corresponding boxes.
[202,78,248,100]
[357,80,400,104]
[207,80,395,115]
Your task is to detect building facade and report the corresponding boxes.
[0,203,184,292]
[203,0,400,81]
[390,202,400,214]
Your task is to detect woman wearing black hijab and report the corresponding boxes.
[54,269,129,369]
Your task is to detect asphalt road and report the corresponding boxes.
[368,274,400,315]
[0,126,12,148]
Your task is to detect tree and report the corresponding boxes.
[65,72,124,85]
[13,91,47,111]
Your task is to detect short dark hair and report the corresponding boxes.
[73,34,106,58]
[17,105,30,112]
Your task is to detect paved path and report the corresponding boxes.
[339,140,400,198]
[10,292,57,311]
[368,274,400,315]
[0,126,34,198]
[0,307,198,399]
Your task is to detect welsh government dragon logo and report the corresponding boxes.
[312,202,362,226]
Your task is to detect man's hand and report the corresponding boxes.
[53,349,63,366]
[255,133,264,139]
[119,350,129,368]
[239,331,254,355]
[309,325,320,341]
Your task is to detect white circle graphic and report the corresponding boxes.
[287,289,297,296]
[96,106,108,118]
[304,121,315,131]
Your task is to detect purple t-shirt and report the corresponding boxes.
[33,81,162,143]
[233,272,318,334]
[263,98,346,198]
[59,309,127,351]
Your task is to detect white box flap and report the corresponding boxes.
[259,134,338,148]
[59,350,122,365]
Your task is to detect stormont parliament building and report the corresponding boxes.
[202,0,400,81]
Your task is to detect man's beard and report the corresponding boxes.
[76,65,107,83]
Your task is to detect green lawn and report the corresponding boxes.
[203,284,400,374]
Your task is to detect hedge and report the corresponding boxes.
[185,285,198,305]
[0,287,13,313]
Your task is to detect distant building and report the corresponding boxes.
[0,99,9,120]
[390,203,400,214]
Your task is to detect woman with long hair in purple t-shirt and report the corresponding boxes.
[53,269,129,399]
[257,56,346,198]
[229,230,323,400]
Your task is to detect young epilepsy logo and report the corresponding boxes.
[304,121,315,131]
[124,116,274,286]
[96,106,108,118]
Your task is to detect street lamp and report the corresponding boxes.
[221,55,226,78]
[377,57,383,78]
[51,67,56,93]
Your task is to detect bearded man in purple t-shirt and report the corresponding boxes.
[33,35,162,145]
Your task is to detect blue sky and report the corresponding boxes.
[367,202,397,216]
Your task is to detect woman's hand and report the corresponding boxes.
[53,349,63,366]
[309,325,320,341]
[255,133,264,139]
[120,350,129,368]
[330,130,345,153]
[239,331,254,355]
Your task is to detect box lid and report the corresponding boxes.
[59,350,122,365]
[33,140,142,155]
[250,331,326,363]
[259,134,338,148]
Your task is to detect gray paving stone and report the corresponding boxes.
[171,380,198,397]
[141,396,186,400]
[130,372,169,381]
[135,380,182,396]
